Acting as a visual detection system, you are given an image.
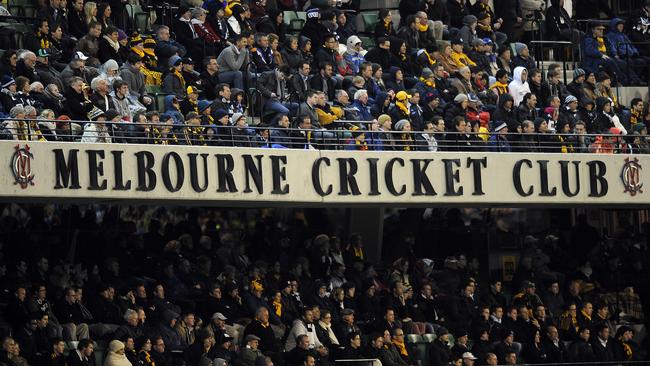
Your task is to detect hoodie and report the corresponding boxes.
[593,96,614,133]
[493,93,519,131]
[606,18,639,58]
[164,95,184,125]
[508,66,531,107]
[344,36,365,74]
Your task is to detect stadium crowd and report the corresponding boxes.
[0,204,648,366]
[0,0,648,151]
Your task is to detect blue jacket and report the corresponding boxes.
[163,95,184,125]
[580,34,611,73]
[606,18,639,58]
[488,134,511,152]
[351,99,373,121]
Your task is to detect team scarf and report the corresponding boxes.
[596,37,606,53]
[393,339,409,356]
[272,300,282,317]
[395,100,409,116]
[490,81,509,94]
[419,76,435,88]
[418,22,429,32]
[173,69,186,89]
[477,22,492,33]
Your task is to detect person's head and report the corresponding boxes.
[152,337,165,354]
[233,34,248,50]
[299,61,311,76]
[592,24,606,37]
[88,20,102,37]
[377,37,390,50]
[632,98,644,112]
[349,332,361,348]
[52,338,65,355]
[36,18,49,34]
[360,62,373,79]
[335,89,349,105]
[305,89,319,106]
[504,352,517,365]
[320,62,333,78]
[323,34,337,50]
[579,327,590,341]
[78,339,94,357]
[18,51,37,69]
[454,116,466,132]
[595,323,609,340]
[582,302,593,316]
[486,353,497,366]
[204,56,218,74]
[296,334,309,350]
[303,354,316,366]
[113,80,129,97]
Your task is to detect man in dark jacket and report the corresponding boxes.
[62,77,94,122]
[590,323,614,361]
[66,339,96,366]
[493,93,518,131]
[258,65,297,115]
[154,26,187,73]
[568,327,596,362]
[543,325,566,364]
[364,38,392,71]
[242,307,280,355]
[54,288,90,342]
[429,327,452,366]
[309,62,336,102]
[581,23,634,86]
[546,0,583,44]
[200,56,220,101]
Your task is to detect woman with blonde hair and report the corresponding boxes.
[84,1,98,26]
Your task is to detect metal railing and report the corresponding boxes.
[2,117,647,154]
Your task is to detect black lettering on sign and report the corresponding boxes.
[337,158,361,195]
[135,151,156,191]
[86,150,107,190]
[53,149,81,189]
[270,155,289,194]
[537,160,557,197]
[243,155,264,194]
[559,161,580,197]
[216,154,237,193]
[467,157,487,195]
[587,160,608,197]
[312,157,332,196]
[162,152,184,192]
[513,159,533,196]
[111,151,131,190]
[442,159,463,196]
[385,158,406,196]
[366,158,380,196]
[188,153,209,192]
[410,159,436,196]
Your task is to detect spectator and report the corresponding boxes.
[67,339,96,366]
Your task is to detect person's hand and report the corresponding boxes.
[317,346,328,356]
[143,96,153,105]
[517,17,522,23]
[602,54,610,59]
[270,93,277,98]
[497,18,503,23]
[494,22,501,29]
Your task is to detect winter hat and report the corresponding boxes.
[231,113,245,124]
[131,33,143,45]
[514,42,527,55]
[462,15,478,25]
[425,90,440,103]
[213,109,229,121]
[564,95,578,105]
[1,75,15,88]
[306,8,320,19]
[187,85,201,95]
[597,71,611,82]
[533,117,546,130]
[471,38,485,47]
[573,68,586,79]
[377,114,391,125]
[169,55,183,67]
[494,122,507,132]
[421,68,434,79]
[454,93,468,103]
[451,37,464,45]
[104,109,121,121]
[198,100,212,112]
[118,29,127,42]
[482,37,493,45]
[143,37,156,48]
[87,107,105,121]
[394,119,409,131]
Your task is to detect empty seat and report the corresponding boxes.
[405,334,421,344]
[422,333,436,343]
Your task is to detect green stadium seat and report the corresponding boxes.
[405,334,421,344]
[422,333,436,343]
[361,12,378,33]
[156,93,170,113]
[359,36,375,49]
[283,10,298,25]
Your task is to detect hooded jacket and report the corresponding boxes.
[606,18,640,58]
[545,0,572,38]
[164,95,184,125]
[593,96,614,133]
[493,93,519,131]
[509,66,531,106]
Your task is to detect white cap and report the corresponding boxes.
[462,352,478,360]
[74,51,89,61]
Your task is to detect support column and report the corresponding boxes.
[346,208,385,263]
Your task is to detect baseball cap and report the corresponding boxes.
[395,91,412,101]
[462,352,478,360]
[187,85,201,95]
[212,312,227,321]
[74,51,89,60]
[37,48,50,58]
